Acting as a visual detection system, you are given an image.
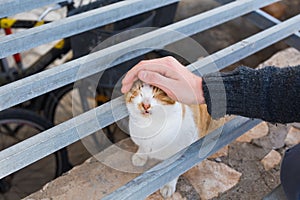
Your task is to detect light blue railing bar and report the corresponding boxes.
[0,0,179,58]
[102,117,261,199]
[0,0,278,111]
[0,0,65,18]
[0,12,299,179]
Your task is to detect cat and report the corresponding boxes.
[125,80,217,198]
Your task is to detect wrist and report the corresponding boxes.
[194,76,205,104]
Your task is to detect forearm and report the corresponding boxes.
[202,66,300,123]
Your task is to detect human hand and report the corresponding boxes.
[121,56,205,105]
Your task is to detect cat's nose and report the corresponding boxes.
[142,103,151,110]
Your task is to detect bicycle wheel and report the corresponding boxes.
[0,108,70,200]
[43,83,127,166]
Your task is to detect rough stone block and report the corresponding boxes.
[261,150,282,171]
[284,126,300,147]
[236,122,269,143]
[183,160,241,200]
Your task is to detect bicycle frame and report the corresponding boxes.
[0,4,74,112]
[0,18,71,82]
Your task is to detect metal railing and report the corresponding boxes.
[0,0,299,198]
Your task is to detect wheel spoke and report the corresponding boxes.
[1,124,15,136]
[0,109,67,198]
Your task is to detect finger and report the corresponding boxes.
[128,56,181,80]
[138,70,177,100]
[121,62,174,93]
[121,83,132,93]
[123,62,180,84]
[122,56,185,85]
[121,76,139,93]
[121,56,184,93]
[121,62,157,93]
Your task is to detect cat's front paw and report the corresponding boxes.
[132,153,148,166]
[160,183,176,198]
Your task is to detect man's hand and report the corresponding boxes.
[121,56,205,105]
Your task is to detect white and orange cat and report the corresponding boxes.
[125,80,216,198]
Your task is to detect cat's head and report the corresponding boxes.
[125,80,176,117]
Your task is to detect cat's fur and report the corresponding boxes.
[125,80,217,198]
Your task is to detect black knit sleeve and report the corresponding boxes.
[202,66,300,123]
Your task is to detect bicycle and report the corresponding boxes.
[0,108,70,200]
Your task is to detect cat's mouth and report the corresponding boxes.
[141,110,152,116]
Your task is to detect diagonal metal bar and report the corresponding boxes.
[0,0,65,18]
[0,0,179,59]
[244,10,300,51]
[215,0,300,51]
[102,117,261,199]
[0,0,278,111]
[0,12,299,180]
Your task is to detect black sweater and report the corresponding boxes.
[202,66,300,123]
